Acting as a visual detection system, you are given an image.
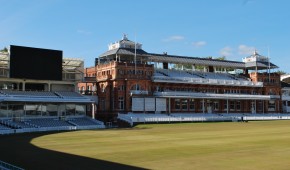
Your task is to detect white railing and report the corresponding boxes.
[153,91,271,100]
[118,113,290,124]
[282,95,290,101]
[244,115,290,121]
[130,90,149,95]
[152,76,263,87]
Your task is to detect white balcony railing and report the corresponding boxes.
[130,90,149,95]
[153,91,272,100]
[282,95,290,101]
[152,76,263,87]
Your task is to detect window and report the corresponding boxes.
[200,100,205,111]
[137,70,143,75]
[175,99,180,110]
[213,101,219,111]
[131,84,141,91]
[257,101,263,111]
[118,97,124,110]
[66,104,76,116]
[189,99,195,110]
[5,103,24,117]
[224,101,228,111]
[43,104,58,116]
[127,70,133,74]
[118,85,125,91]
[230,101,235,111]
[25,104,41,117]
[236,101,241,111]
[268,100,275,111]
[100,84,105,93]
[76,105,86,115]
[181,99,188,110]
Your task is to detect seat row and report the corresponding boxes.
[0,116,105,131]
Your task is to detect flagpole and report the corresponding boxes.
[134,33,137,75]
[268,46,270,82]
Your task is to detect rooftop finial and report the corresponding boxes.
[122,33,128,41]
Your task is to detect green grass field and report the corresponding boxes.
[2,121,290,170]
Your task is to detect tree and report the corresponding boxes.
[0,47,8,53]
[276,70,287,75]
[215,56,226,60]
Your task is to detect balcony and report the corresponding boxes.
[97,75,112,81]
[84,77,96,82]
[153,91,272,100]
[152,76,263,87]
[130,90,149,95]
[282,95,290,101]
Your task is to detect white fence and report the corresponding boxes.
[118,113,290,126]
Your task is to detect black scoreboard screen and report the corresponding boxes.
[10,45,62,81]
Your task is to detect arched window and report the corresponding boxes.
[100,84,105,93]
[131,84,141,91]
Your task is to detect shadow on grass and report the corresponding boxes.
[0,132,149,170]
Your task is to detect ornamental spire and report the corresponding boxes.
[122,33,128,41]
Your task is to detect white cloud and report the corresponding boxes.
[192,41,207,48]
[163,35,185,42]
[219,46,232,56]
[243,0,255,5]
[77,30,92,35]
[238,45,255,55]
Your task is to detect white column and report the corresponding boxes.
[255,100,257,114]
[48,82,51,91]
[22,82,25,91]
[92,103,95,119]
[203,99,205,114]
[169,98,171,114]
[227,99,229,114]
[263,101,265,113]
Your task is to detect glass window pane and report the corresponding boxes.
[45,104,58,116]
[66,104,76,116]
[25,104,41,117]
[76,105,85,115]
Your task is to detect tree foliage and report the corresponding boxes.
[275,70,287,75]
[0,47,8,53]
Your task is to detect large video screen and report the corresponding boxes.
[10,45,63,81]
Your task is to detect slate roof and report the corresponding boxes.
[98,48,278,70]
[99,48,148,58]
[245,61,278,69]
[146,53,245,68]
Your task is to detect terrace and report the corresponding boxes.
[153,69,263,87]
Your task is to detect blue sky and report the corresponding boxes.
[1,0,290,72]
